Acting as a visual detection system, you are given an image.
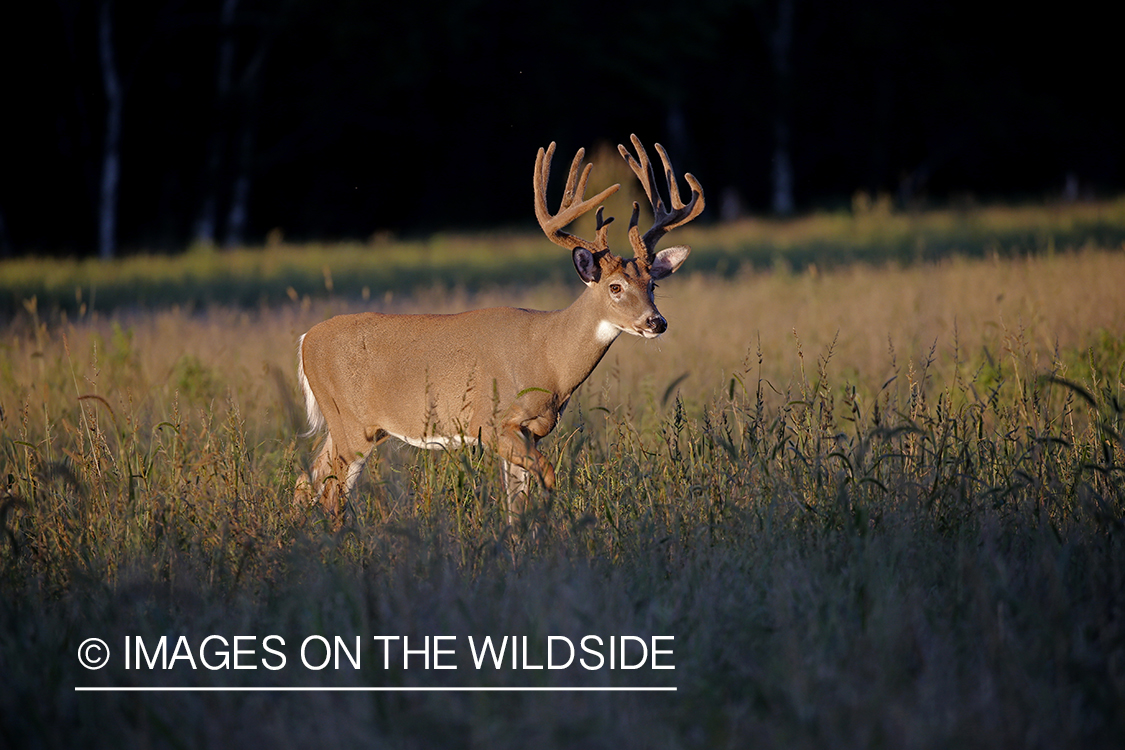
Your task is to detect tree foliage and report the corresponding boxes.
[1,0,1120,254]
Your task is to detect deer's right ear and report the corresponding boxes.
[573,247,601,285]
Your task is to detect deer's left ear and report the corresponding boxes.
[573,247,601,285]
[650,245,691,280]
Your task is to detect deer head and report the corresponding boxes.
[533,134,705,339]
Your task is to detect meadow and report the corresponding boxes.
[1,200,1124,748]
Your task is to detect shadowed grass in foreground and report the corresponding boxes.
[1,255,1123,747]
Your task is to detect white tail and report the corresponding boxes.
[296,334,325,438]
[294,135,704,527]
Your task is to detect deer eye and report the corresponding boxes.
[609,283,623,295]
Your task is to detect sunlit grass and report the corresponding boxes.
[3,196,1125,317]
[690,193,1125,261]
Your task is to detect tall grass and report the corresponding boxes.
[3,196,1124,317]
[1,241,1124,747]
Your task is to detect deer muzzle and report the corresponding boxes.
[642,314,667,337]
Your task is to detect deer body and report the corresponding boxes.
[296,135,703,523]
[298,298,614,489]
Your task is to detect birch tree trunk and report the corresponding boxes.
[769,0,796,216]
[98,0,123,260]
[224,137,252,247]
[223,21,272,248]
[195,0,240,246]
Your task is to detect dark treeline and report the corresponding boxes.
[1,0,1119,257]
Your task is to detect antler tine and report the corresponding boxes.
[534,142,620,251]
[562,148,592,212]
[618,133,705,266]
[618,137,663,216]
[594,206,614,251]
[655,143,683,210]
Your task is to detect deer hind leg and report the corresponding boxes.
[293,432,335,508]
[296,431,371,529]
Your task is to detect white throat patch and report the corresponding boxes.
[596,319,623,344]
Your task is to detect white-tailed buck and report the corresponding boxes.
[295,134,704,525]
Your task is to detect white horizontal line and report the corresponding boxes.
[75,686,676,693]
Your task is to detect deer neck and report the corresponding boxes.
[541,286,622,396]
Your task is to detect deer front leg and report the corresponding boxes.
[497,424,555,522]
[497,426,556,489]
[501,460,531,522]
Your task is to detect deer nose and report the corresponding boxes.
[647,315,667,334]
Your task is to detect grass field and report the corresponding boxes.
[2,201,1124,748]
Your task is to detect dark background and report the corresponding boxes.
[1,0,1119,256]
